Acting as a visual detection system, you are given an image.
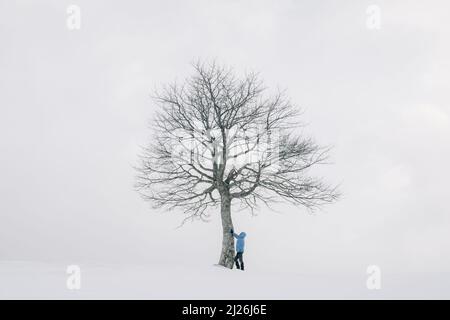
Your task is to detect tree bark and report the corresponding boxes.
[218,194,235,268]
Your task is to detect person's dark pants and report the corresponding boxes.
[234,252,244,270]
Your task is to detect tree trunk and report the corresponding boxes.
[218,194,235,268]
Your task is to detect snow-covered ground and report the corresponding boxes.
[1,261,449,299]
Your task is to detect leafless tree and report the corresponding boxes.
[135,61,339,268]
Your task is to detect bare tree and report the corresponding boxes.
[135,61,338,268]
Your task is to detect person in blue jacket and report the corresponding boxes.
[230,229,246,270]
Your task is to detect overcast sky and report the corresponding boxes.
[1,0,450,287]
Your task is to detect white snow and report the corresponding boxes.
[1,261,449,299]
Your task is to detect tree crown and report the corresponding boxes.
[136,61,338,221]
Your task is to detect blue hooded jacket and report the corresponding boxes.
[233,232,246,253]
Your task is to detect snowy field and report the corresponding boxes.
[2,0,450,301]
[1,261,449,299]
